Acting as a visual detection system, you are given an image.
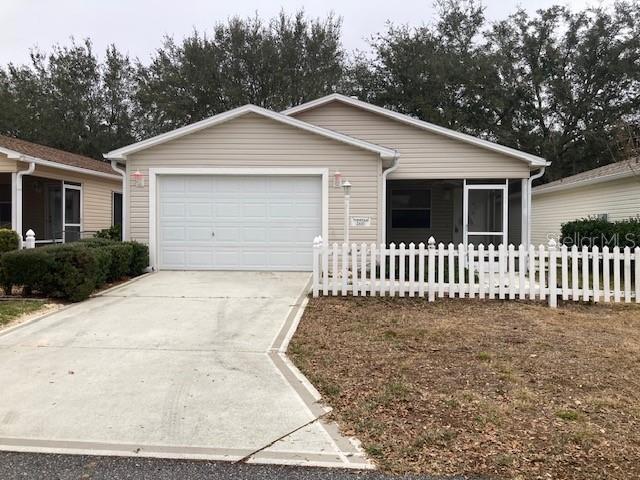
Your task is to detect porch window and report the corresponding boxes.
[391,188,431,228]
[112,192,123,227]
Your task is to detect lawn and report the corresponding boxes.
[0,300,45,327]
[289,297,640,480]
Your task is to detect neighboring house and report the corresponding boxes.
[0,135,124,244]
[531,158,640,245]
[105,94,548,271]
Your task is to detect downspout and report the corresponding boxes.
[16,161,36,244]
[380,153,401,245]
[527,166,546,246]
[110,160,127,241]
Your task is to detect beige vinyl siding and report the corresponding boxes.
[292,101,530,179]
[0,154,18,172]
[125,113,381,245]
[25,164,122,235]
[531,176,640,245]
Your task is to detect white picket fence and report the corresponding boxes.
[311,237,640,307]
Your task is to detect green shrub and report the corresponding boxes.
[561,217,640,248]
[128,242,149,276]
[91,246,112,287]
[0,229,20,254]
[44,245,98,302]
[106,243,134,280]
[0,248,53,295]
[79,237,116,248]
[95,224,122,241]
[0,238,149,301]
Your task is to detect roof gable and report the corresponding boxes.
[105,104,397,161]
[283,94,547,167]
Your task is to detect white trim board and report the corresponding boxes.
[147,167,329,271]
[283,93,548,167]
[105,105,398,161]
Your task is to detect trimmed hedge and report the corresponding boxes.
[0,229,20,253]
[560,217,640,248]
[95,224,122,241]
[0,239,149,301]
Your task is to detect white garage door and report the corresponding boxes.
[158,175,322,271]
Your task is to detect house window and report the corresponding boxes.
[113,192,123,227]
[391,188,431,228]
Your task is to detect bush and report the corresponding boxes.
[0,248,52,295]
[95,224,122,241]
[560,217,640,248]
[129,242,149,276]
[1,245,97,301]
[106,243,134,280]
[0,239,149,301]
[79,237,116,248]
[45,245,98,302]
[0,229,20,254]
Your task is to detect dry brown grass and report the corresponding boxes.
[289,297,640,479]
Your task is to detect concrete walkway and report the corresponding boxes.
[0,272,369,469]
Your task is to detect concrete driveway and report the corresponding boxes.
[0,272,368,469]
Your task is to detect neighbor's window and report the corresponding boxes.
[391,189,431,228]
[113,192,123,227]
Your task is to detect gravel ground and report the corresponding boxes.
[0,452,459,480]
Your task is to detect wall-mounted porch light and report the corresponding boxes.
[334,171,342,188]
[132,170,145,187]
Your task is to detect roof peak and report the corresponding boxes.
[283,94,548,168]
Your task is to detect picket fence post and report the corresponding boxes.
[548,239,557,308]
[427,237,436,301]
[312,236,323,297]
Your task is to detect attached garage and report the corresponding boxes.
[157,174,322,271]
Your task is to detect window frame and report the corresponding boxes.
[390,187,432,229]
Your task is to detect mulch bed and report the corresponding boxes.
[289,297,640,479]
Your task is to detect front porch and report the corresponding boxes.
[385,178,527,248]
[1,171,121,245]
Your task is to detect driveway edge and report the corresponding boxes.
[266,277,373,470]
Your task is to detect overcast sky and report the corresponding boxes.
[1,0,607,66]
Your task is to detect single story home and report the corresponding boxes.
[105,94,548,271]
[531,158,640,245]
[0,135,124,244]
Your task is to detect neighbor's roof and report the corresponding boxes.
[0,134,117,177]
[283,93,548,168]
[533,158,640,195]
[105,104,398,161]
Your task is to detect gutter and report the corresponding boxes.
[110,160,127,241]
[380,153,401,245]
[527,166,546,246]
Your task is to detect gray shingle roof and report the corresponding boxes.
[534,158,640,193]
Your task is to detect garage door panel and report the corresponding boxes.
[158,175,321,271]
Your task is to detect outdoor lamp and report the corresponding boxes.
[341,180,352,196]
[342,180,352,245]
[334,171,342,188]
[132,170,144,187]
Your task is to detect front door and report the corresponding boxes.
[463,180,508,247]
